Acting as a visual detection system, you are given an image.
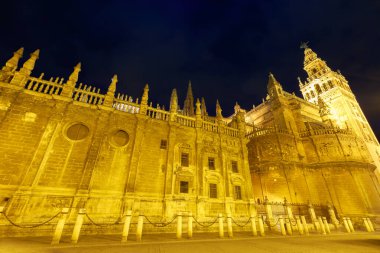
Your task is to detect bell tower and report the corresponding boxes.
[298,43,380,177]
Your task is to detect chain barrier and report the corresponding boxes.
[264,217,280,227]
[191,216,219,228]
[143,215,178,227]
[85,213,122,227]
[230,217,252,227]
[2,211,61,229]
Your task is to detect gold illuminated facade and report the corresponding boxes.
[0,46,379,236]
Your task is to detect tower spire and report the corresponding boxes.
[183,80,194,116]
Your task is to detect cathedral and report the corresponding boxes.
[0,45,379,236]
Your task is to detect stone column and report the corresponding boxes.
[279,217,286,236]
[121,210,132,242]
[327,204,339,229]
[188,212,193,238]
[347,217,355,233]
[227,213,233,238]
[342,217,350,233]
[258,216,265,236]
[322,217,330,234]
[71,208,86,244]
[136,214,144,241]
[296,216,304,235]
[264,197,275,230]
[318,216,326,235]
[250,215,257,236]
[363,218,371,232]
[301,216,309,235]
[176,212,182,239]
[218,213,224,238]
[51,208,69,245]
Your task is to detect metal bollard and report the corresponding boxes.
[227,213,233,238]
[301,216,309,235]
[318,216,326,235]
[347,217,355,233]
[188,212,193,238]
[250,215,257,236]
[367,218,375,232]
[285,218,293,235]
[296,216,304,235]
[258,216,265,236]
[279,217,286,236]
[136,214,144,241]
[71,208,86,244]
[322,217,330,234]
[218,213,224,238]
[121,210,132,242]
[52,208,70,245]
[176,212,182,239]
[342,217,350,233]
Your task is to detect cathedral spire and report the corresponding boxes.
[267,72,283,98]
[183,80,194,116]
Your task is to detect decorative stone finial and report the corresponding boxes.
[216,99,222,119]
[108,74,118,93]
[170,88,178,113]
[201,97,208,117]
[20,49,40,75]
[183,80,195,116]
[2,47,24,72]
[195,98,201,115]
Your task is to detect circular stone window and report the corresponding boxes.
[66,123,89,141]
[110,130,129,147]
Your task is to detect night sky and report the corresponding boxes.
[1,1,380,137]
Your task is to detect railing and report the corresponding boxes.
[221,125,239,137]
[113,94,140,114]
[176,114,196,127]
[25,75,64,95]
[299,127,353,137]
[246,126,292,139]
[202,121,219,133]
[73,84,105,105]
[146,107,170,121]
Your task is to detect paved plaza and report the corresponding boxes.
[0,232,379,253]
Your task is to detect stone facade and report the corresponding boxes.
[0,46,379,236]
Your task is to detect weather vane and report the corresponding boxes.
[300,41,309,49]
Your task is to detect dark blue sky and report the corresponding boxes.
[1,0,380,136]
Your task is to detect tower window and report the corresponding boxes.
[208,157,215,170]
[180,181,189,193]
[234,186,242,200]
[181,152,189,167]
[160,140,167,149]
[209,183,217,198]
[231,161,238,173]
